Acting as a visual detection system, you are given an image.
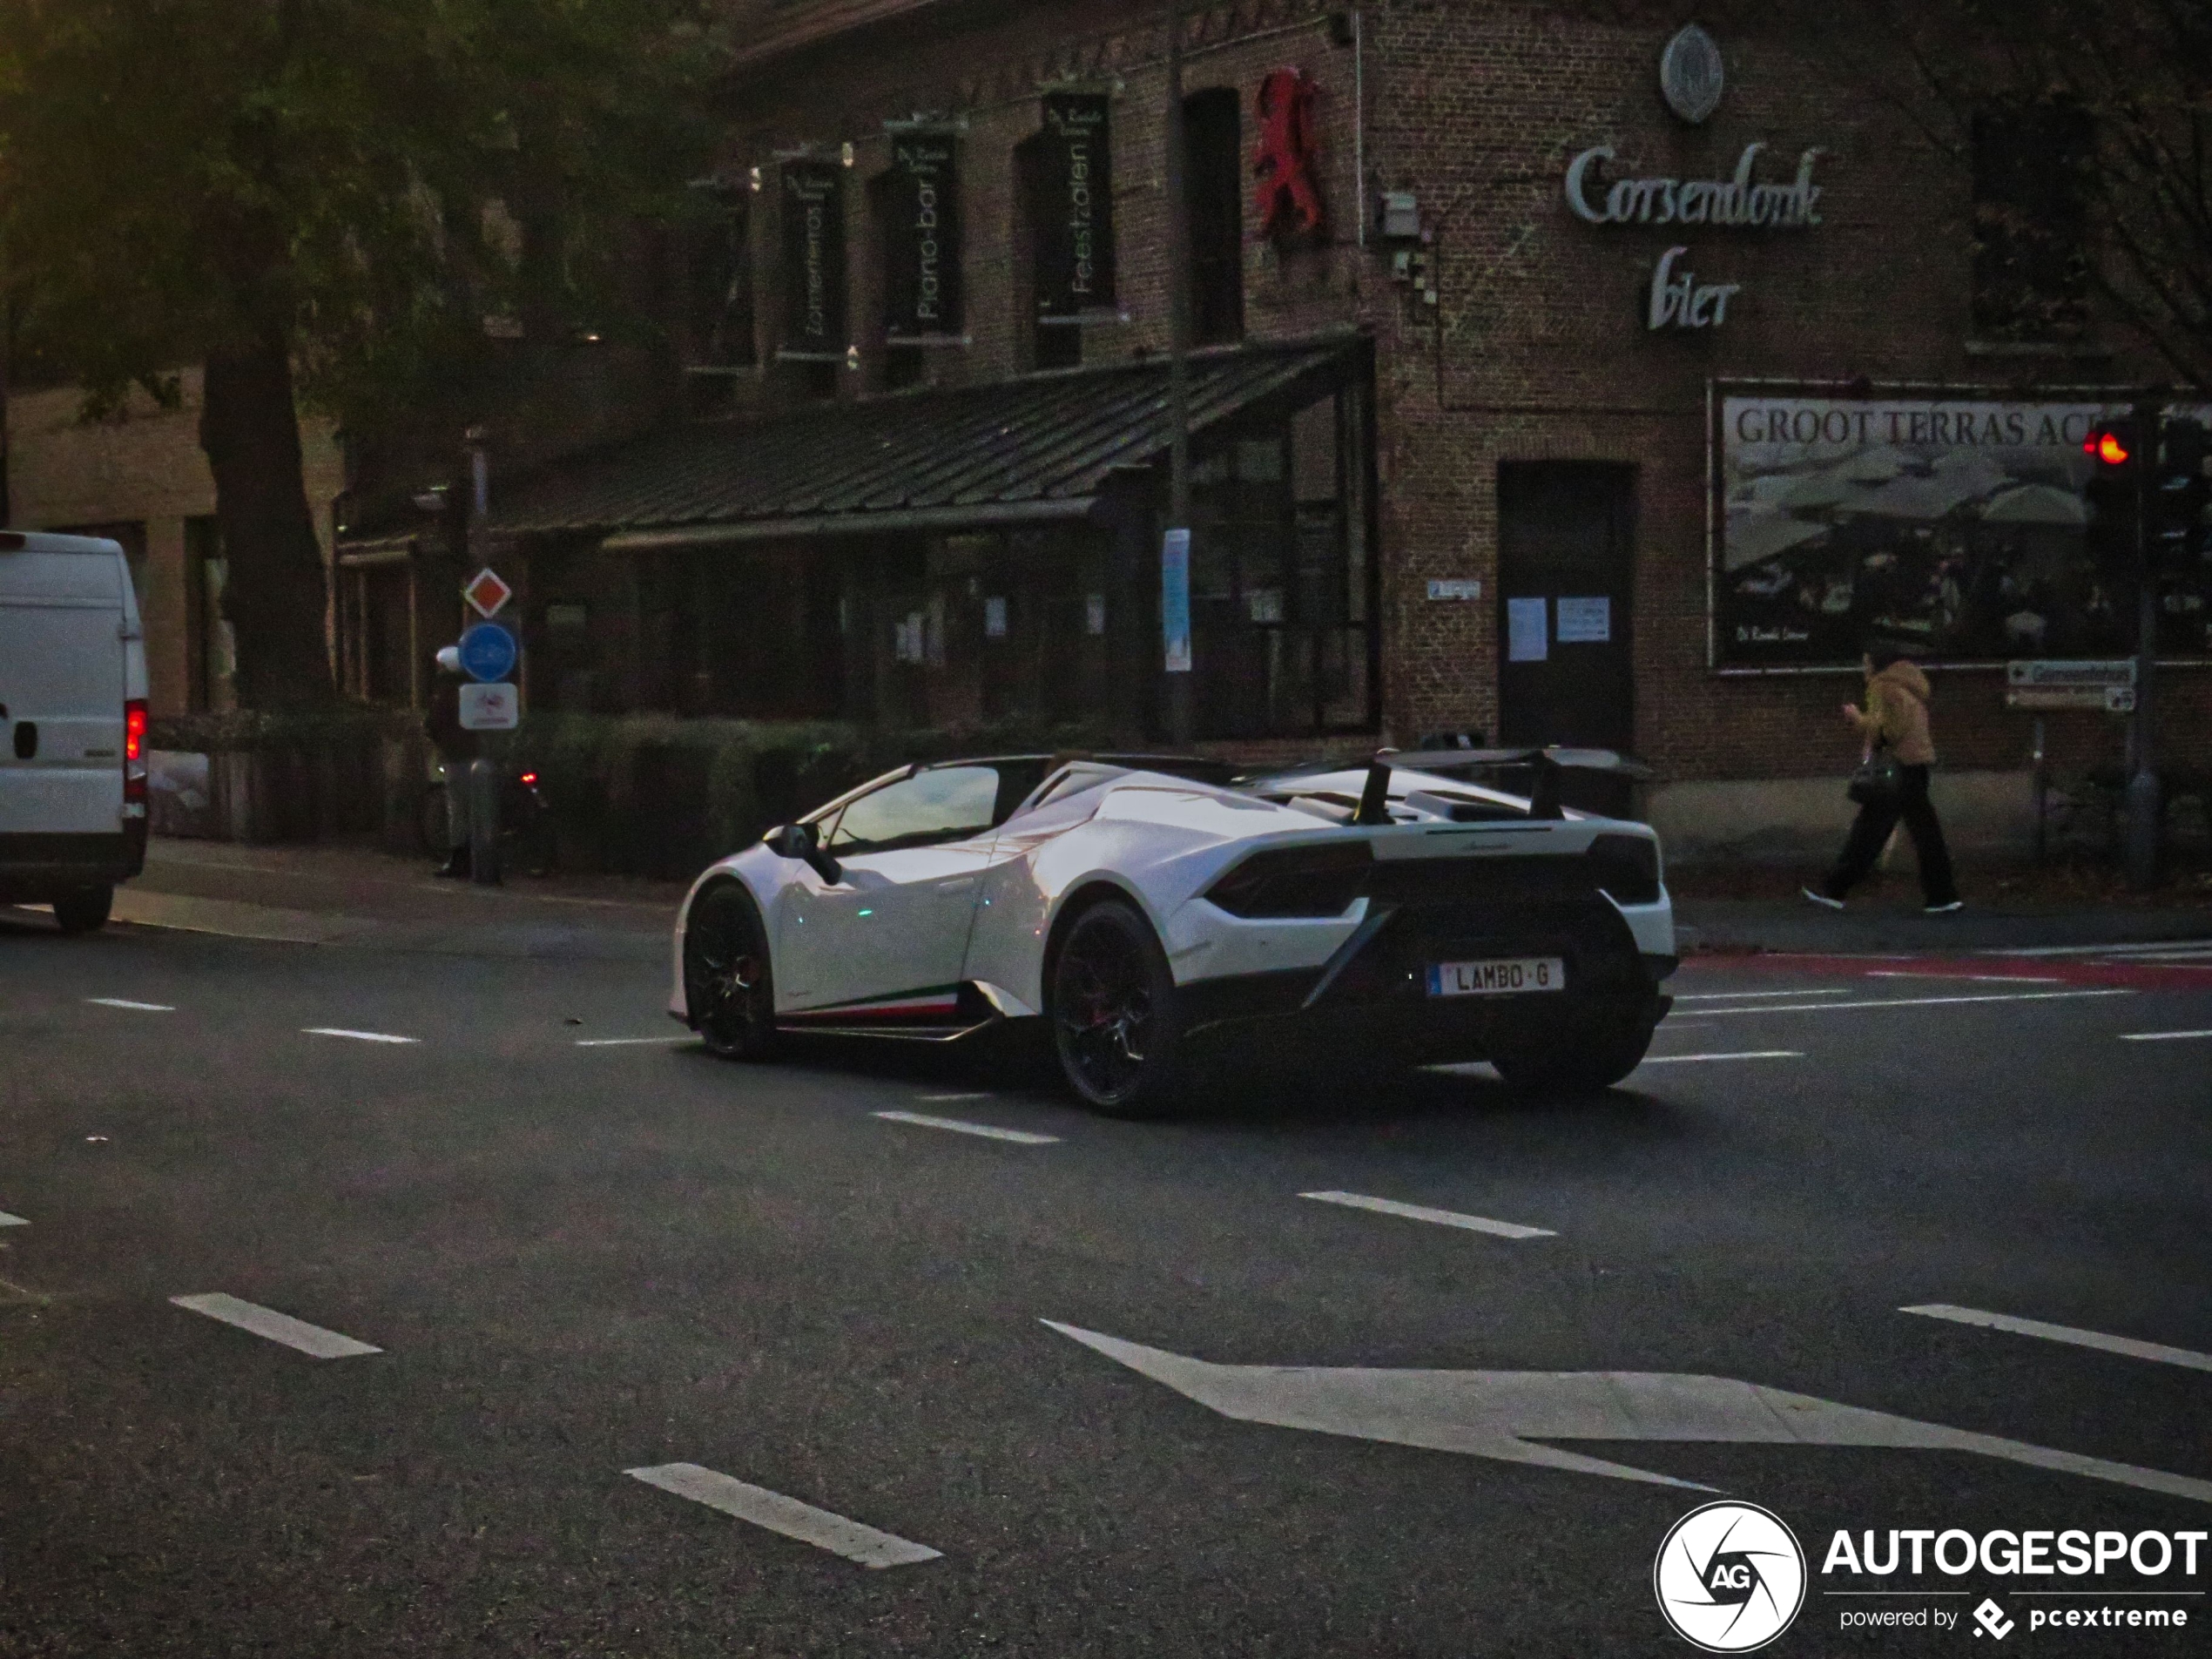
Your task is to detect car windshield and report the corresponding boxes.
[825,765,1002,853]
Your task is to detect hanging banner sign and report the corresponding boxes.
[1035,92,1116,323]
[883,132,962,341]
[779,158,847,360]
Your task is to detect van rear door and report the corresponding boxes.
[0,548,127,835]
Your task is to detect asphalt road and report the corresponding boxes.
[2,913,2209,1657]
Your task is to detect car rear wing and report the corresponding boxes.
[1350,746,1656,825]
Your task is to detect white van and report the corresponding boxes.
[0,530,150,932]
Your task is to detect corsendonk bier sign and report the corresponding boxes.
[1711,389,2212,670]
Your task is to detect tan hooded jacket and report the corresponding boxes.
[1851,659,1935,765]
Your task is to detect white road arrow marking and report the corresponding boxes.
[1043,1323,2212,1504]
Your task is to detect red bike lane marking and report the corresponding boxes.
[1695,951,2212,994]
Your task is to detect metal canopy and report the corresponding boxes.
[484,336,1359,549]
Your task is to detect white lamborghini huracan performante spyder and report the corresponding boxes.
[669,749,1677,1116]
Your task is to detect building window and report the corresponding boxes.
[1186,390,1374,739]
[1017,131,1082,370]
[1971,98,2091,341]
[1184,87,1245,347]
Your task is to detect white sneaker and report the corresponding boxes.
[1924,900,1963,914]
[1802,887,1844,910]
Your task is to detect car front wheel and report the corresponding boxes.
[685,883,781,1061]
[1050,900,1189,1117]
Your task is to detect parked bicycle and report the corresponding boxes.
[418,761,557,878]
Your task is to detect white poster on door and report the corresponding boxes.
[1507,597,1548,662]
[1556,597,1612,643]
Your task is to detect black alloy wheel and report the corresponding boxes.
[1050,900,1188,1117]
[685,884,781,1061]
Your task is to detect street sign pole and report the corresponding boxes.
[2126,397,2161,891]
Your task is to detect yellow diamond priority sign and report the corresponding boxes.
[463,567,513,619]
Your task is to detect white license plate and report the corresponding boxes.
[1426,956,1565,997]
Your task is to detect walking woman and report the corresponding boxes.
[1804,644,1961,914]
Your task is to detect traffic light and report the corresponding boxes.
[2081,418,2142,578]
[2149,415,2210,574]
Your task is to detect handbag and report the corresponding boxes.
[1847,745,1904,808]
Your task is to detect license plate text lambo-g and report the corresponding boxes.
[1426,956,1565,996]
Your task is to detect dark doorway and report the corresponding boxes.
[1497,462,1637,812]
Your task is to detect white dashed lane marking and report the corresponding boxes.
[1300,1190,1556,1240]
[86,997,176,1011]
[624,1464,942,1568]
[170,1293,383,1359]
[1672,989,1849,1001]
[1640,1050,1804,1065]
[575,1036,690,1047]
[301,1028,420,1044]
[871,1110,1059,1145]
[1903,1305,2212,1373]
[2120,1029,2212,1043]
[0,1211,27,1227]
[1865,971,2063,984]
[916,1092,995,1103]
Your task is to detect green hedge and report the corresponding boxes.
[505,712,1115,876]
[145,705,1116,874]
[148,705,416,755]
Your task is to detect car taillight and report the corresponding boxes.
[1204,841,1372,918]
[1588,832,1660,904]
[124,698,148,805]
[518,771,538,786]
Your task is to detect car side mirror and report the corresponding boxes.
[765,822,841,885]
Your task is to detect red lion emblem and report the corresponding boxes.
[1252,68,1325,242]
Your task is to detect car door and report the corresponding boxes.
[771,764,1007,1013]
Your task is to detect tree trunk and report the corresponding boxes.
[199,333,335,708]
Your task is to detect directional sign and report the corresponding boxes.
[1044,1322,2212,1503]
[456,621,518,684]
[2006,684,2136,713]
[457,681,518,732]
[2006,658,2137,690]
[463,567,514,618]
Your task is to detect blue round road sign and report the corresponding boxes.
[456,621,518,684]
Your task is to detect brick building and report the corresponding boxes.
[469,0,2207,854]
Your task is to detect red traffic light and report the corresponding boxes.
[2085,428,2133,466]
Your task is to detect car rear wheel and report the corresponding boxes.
[1488,1013,1655,1094]
[685,883,781,1061]
[1050,900,1189,1117]
[51,886,113,935]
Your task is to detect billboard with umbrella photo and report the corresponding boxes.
[1712,389,2212,669]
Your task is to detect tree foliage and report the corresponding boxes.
[1708,0,2212,387]
[0,0,723,705]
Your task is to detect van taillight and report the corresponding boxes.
[124,698,147,804]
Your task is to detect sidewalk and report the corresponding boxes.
[1674,860,2212,954]
[111,836,685,961]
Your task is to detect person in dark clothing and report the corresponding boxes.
[424,644,478,878]
[1804,644,1961,914]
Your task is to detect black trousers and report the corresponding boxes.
[1824,764,1958,905]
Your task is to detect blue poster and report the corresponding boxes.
[1161,528,1192,673]
[1506,597,1548,663]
